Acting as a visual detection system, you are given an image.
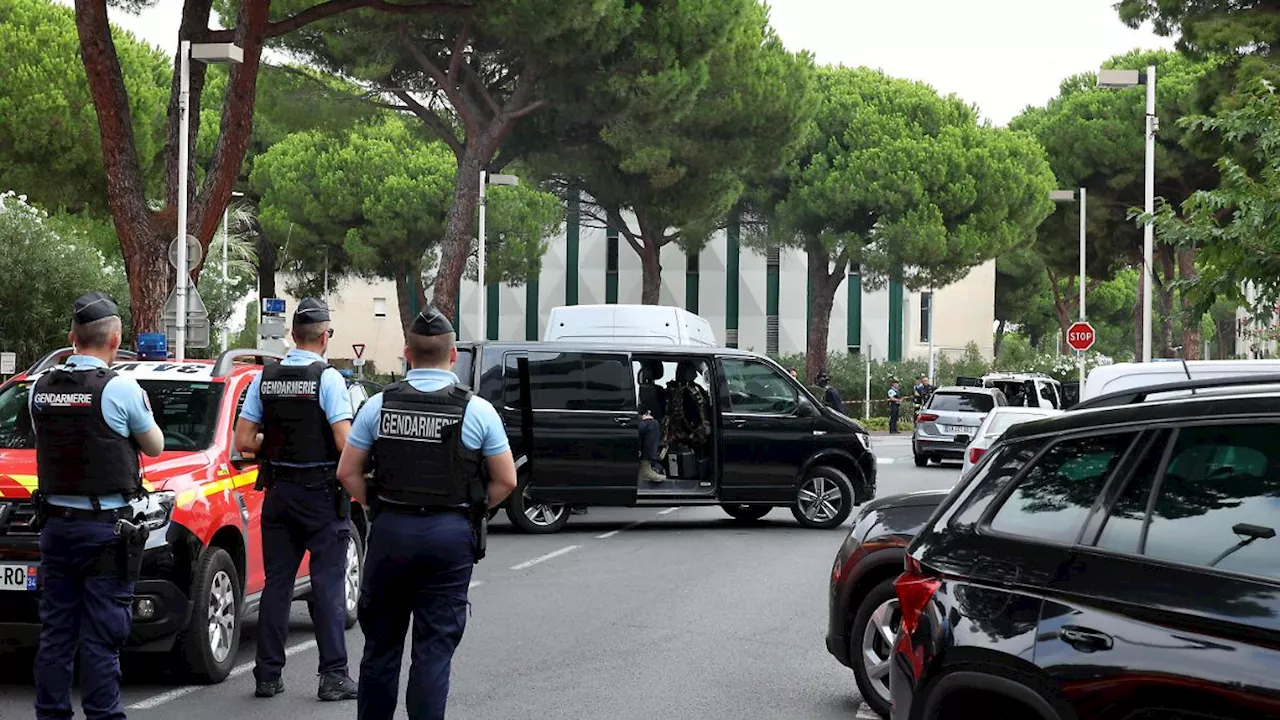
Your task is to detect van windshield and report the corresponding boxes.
[0,379,225,452]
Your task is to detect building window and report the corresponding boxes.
[373,298,387,318]
[606,231,619,273]
[919,292,933,343]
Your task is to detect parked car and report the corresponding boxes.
[957,371,1064,409]
[453,341,877,533]
[911,386,1007,467]
[0,347,369,683]
[890,374,1280,720]
[826,490,949,717]
[957,405,1063,477]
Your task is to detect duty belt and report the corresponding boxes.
[376,500,469,517]
[46,505,134,522]
[269,464,336,483]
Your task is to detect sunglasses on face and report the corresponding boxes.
[326,328,335,338]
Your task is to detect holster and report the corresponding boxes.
[30,490,48,532]
[468,474,488,564]
[333,484,350,521]
[254,461,275,492]
[96,518,149,582]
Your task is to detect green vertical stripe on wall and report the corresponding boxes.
[565,189,580,306]
[888,264,903,361]
[605,228,618,304]
[685,273,699,313]
[847,267,862,350]
[525,279,539,340]
[726,214,740,347]
[605,273,618,304]
[766,261,779,319]
[408,271,420,318]
[486,283,499,340]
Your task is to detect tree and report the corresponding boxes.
[72,0,468,337]
[0,192,130,367]
[250,117,562,332]
[532,0,814,304]
[752,66,1055,381]
[994,247,1055,355]
[0,0,169,214]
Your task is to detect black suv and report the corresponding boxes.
[890,376,1280,720]
[452,342,877,533]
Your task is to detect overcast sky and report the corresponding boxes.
[62,0,1177,126]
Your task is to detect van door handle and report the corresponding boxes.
[613,416,633,426]
[727,418,747,428]
[1059,625,1113,652]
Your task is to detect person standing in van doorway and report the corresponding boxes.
[337,305,517,720]
[234,297,359,701]
[888,380,903,433]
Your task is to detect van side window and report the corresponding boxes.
[721,359,797,415]
[506,351,634,412]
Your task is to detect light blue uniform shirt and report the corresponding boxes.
[238,349,352,467]
[28,354,157,509]
[348,369,509,457]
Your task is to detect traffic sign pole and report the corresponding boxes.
[352,343,366,380]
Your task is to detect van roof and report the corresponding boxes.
[457,340,754,358]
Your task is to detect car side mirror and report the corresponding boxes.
[797,397,817,417]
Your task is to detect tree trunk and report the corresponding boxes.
[257,232,277,299]
[431,140,492,320]
[1216,316,1234,359]
[1045,268,1074,354]
[1178,246,1201,360]
[994,318,1006,358]
[804,241,848,384]
[633,209,664,305]
[395,259,427,337]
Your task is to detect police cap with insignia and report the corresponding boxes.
[410,305,454,337]
[293,297,331,325]
[72,291,120,324]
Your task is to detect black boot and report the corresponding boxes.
[255,678,284,698]
[318,671,358,701]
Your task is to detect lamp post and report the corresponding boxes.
[1098,65,1157,362]
[1051,188,1088,388]
[176,40,243,361]
[477,171,519,340]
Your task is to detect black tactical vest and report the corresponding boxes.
[372,382,482,508]
[258,361,339,464]
[32,365,142,497]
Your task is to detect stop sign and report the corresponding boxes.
[1066,321,1096,352]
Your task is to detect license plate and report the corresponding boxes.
[0,564,37,592]
[944,425,974,435]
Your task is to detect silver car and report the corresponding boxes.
[957,405,1063,476]
[912,386,1007,466]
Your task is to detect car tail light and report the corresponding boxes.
[916,413,938,423]
[894,555,941,637]
[968,447,985,465]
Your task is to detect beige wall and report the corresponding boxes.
[279,277,406,375]
[904,259,996,362]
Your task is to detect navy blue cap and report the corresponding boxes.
[293,297,330,325]
[73,291,119,324]
[410,305,454,337]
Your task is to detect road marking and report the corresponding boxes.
[876,458,895,465]
[657,507,679,515]
[469,580,483,589]
[127,639,318,710]
[596,519,647,539]
[509,545,580,570]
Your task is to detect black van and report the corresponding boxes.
[452,342,877,534]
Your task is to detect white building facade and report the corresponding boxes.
[283,195,996,373]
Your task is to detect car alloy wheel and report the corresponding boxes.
[344,534,361,616]
[207,569,237,664]
[524,498,567,527]
[860,596,900,706]
[797,474,844,524]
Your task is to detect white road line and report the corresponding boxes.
[657,507,679,515]
[596,519,647,539]
[509,545,580,571]
[596,529,622,539]
[127,639,318,710]
[469,580,484,589]
[876,458,895,465]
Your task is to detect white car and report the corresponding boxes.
[958,406,1063,476]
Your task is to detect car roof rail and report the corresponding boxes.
[213,349,285,377]
[1073,373,1280,411]
[26,347,140,375]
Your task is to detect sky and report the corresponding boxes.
[60,0,1178,127]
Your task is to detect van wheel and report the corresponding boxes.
[721,504,772,522]
[506,484,570,534]
[175,547,241,683]
[914,454,928,467]
[791,466,855,529]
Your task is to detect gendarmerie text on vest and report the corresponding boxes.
[378,409,460,443]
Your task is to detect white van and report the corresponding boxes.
[543,304,718,346]
[1081,359,1280,401]
[955,372,1064,409]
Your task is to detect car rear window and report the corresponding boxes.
[0,379,224,452]
[929,392,994,413]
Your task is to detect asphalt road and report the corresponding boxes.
[0,434,959,720]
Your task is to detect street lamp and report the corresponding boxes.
[477,171,519,340]
[221,190,244,351]
[1051,188,1087,388]
[176,40,243,361]
[1097,65,1157,362]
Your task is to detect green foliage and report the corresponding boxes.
[0,0,170,214]
[0,192,130,367]
[1151,81,1280,315]
[754,66,1055,290]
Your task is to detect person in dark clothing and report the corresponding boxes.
[888,380,903,433]
[816,371,845,414]
[636,362,666,483]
